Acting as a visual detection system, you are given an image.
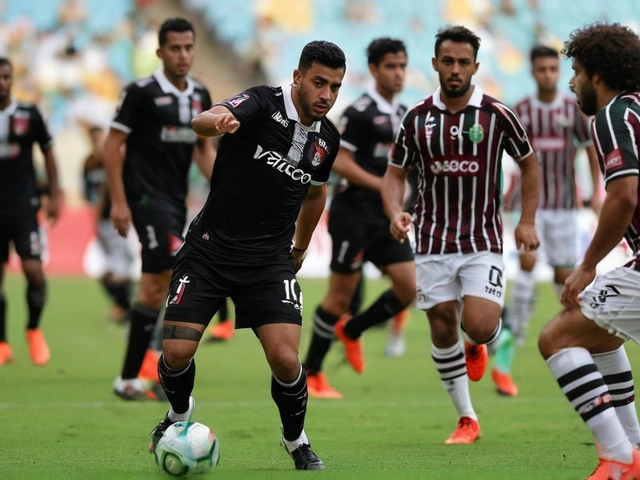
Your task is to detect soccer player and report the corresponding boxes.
[105,18,215,400]
[492,45,599,397]
[539,22,640,479]
[301,37,415,399]
[149,41,345,470]
[0,57,61,367]
[382,26,540,444]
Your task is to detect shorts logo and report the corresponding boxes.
[226,93,250,108]
[168,232,184,256]
[282,279,303,314]
[13,113,30,136]
[589,284,620,309]
[168,275,190,306]
[485,265,503,298]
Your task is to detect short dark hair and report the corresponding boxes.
[298,41,346,72]
[434,25,481,59]
[0,57,12,70]
[367,37,407,65]
[530,45,558,63]
[158,17,195,47]
[563,22,640,92]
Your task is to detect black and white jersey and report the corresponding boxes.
[188,84,340,265]
[111,68,212,210]
[335,89,406,213]
[0,98,53,221]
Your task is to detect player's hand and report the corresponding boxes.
[45,189,63,225]
[514,221,539,252]
[292,247,308,273]
[111,200,132,237]
[561,264,596,308]
[213,113,240,134]
[390,212,412,244]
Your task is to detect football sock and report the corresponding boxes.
[26,283,46,330]
[271,365,307,442]
[547,347,633,462]
[553,283,563,300]
[121,303,159,379]
[111,281,132,311]
[432,342,476,420]
[303,306,339,374]
[218,298,229,322]
[283,429,309,452]
[508,269,535,340]
[100,277,118,303]
[0,292,6,342]
[158,354,195,417]
[343,289,405,339]
[593,346,640,445]
[348,277,364,315]
[494,327,515,374]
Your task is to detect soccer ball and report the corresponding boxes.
[154,421,220,476]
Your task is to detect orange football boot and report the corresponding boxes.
[491,368,519,397]
[335,316,365,373]
[0,341,13,365]
[26,329,50,366]
[444,416,481,444]
[587,448,640,480]
[209,320,235,341]
[307,372,343,399]
[465,341,488,381]
[139,349,160,382]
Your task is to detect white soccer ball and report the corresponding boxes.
[154,421,220,476]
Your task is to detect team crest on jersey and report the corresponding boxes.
[307,137,329,167]
[226,93,249,108]
[12,112,30,135]
[468,124,484,144]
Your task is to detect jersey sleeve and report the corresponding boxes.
[573,104,593,147]
[592,105,639,185]
[31,106,53,150]
[493,103,534,161]
[111,83,145,134]
[338,106,368,152]
[311,128,340,186]
[215,86,265,127]
[389,108,419,170]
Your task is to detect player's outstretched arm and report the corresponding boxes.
[382,164,411,244]
[291,184,327,272]
[191,106,240,137]
[41,146,62,224]
[104,128,131,237]
[514,152,540,251]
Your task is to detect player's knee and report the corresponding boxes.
[162,341,196,369]
[463,317,500,344]
[268,351,300,383]
[322,293,352,317]
[22,262,45,287]
[139,281,167,308]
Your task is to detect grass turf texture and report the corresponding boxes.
[0,276,621,479]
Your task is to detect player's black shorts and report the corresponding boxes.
[0,214,42,263]
[130,202,186,274]
[164,244,303,330]
[328,202,414,274]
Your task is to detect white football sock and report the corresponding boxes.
[431,343,477,420]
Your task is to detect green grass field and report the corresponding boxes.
[0,275,624,479]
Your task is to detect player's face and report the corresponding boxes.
[157,31,196,77]
[293,62,345,125]
[0,64,13,101]
[432,41,479,98]
[570,60,598,115]
[532,56,559,94]
[370,51,407,96]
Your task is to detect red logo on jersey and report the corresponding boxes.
[168,232,184,256]
[226,93,249,108]
[605,148,624,171]
[12,116,29,135]
[307,138,329,167]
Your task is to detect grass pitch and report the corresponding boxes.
[0,276,621,479]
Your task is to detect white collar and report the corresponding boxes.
[153,68,194,98]
[530,91,565,109]
[366,86,400,115]
[432,85,483,110]
[281,84,321,132]
[0,97,19,116]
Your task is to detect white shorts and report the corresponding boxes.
[415,252,505,310]
[97,219,134,279]
[580,266,640,344]
[536,209,577,268]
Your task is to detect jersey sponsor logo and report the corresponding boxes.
[154,96,173,106]
[254,144,312,184]
[430,159,481,176]
[271,110,289,128]
[307,137,329,167]
[373,114,389,125]
[226,93,250,108]
[0,143,21,159]
[532,136,566,152]
[160,126,198,144]
[605,148,624,171]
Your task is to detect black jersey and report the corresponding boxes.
[111,68,212,210]
[187,84,340,265]
[0,99,53,221]
[335,90,406,214]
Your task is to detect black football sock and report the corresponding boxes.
[271,366,307,442]
[303,306,339,374]
[158,354,195,415]
[100,277,118,303]
[0,292,6,342]
[343,289,405,339]
[111,281,132,311]
[120,303,159,379]
[217,299,229,322]
[26,283,47,330]
[348,277,365,315]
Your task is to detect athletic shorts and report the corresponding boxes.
[130,202,186,274]
[580,263,640,343]
[0,214,43,262]
[97,219,135,279]
[164,245,303,330]
[536,209,577,268]
[328,204,413,274]
[415,251,505,310]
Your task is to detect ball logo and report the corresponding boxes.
[430,159,481,176]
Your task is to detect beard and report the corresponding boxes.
[439,74,472,98]
[578,81,598,115]
[297,85,328,122]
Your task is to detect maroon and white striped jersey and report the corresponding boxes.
[514,92,591,209]
[390,86,533,255]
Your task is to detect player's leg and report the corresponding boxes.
[99,220,133,323]
[0,250,11,365]
[506,251,537,344]
[545,209,578,300]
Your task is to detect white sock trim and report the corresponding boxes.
[283,429,309,452]
[272,364,303,388]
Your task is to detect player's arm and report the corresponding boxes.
[382,164,411,244]
[514,152,541,251]
[585,145,602,215]
[292,183,327,272]
[191,105,240,137]
[193,136,216,181]
[41,146,62,224]
[332,147,382,192]
[103,128,130,237]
